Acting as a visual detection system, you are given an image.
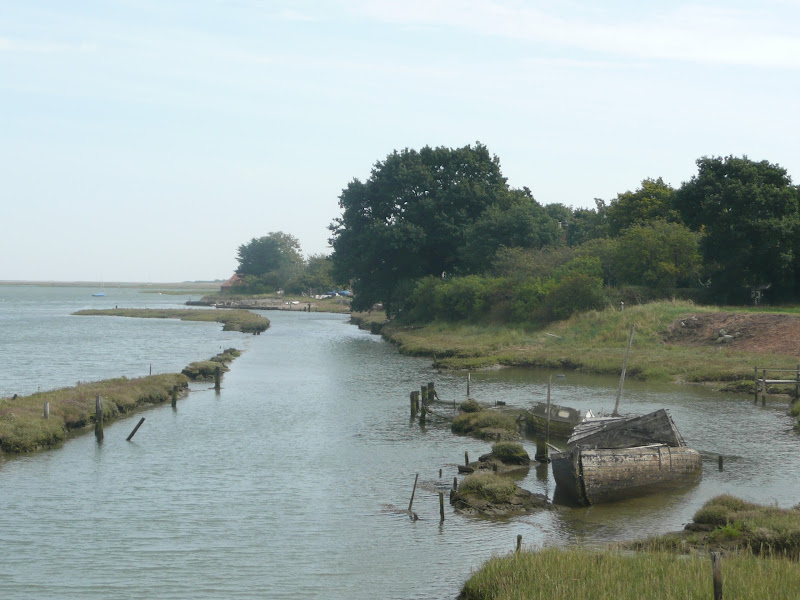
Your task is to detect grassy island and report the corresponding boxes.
[74,308,270,334]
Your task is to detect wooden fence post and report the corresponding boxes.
[95,394,103,442]
[43,402,49,420]
[762,369,767,406]
[711,551,723,600]
[516,534,522,552]
[754,366,759,404]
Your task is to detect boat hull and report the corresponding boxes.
[552,445,702,505]
[525,403,582,438]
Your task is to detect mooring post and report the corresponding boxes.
[464,451,469,467]
[535,436,547,462]
[516,534,522,552]
[215,366,221,391]
[718,455,724,471]
[171,386,178,408]
[419,403,427,425]
[762,369,767,406]
[467,373,471,399]
[149,364,152,376]
[428,381,435,402]
[126,417,145,441]
[43,402,49,420]
[408,473,419,512]
[711,551,723,600]
[439,468,442,478]
[95,394,103,442]
[421,384,428,408]
[410,391,417,418]
[453,476,458,491]
[439,492,445,522]
[754,366,759,404]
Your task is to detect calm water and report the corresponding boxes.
[1,285,799,599]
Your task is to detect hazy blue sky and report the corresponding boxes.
[3,1,799,282]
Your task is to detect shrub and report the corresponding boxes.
[459,472,518,504]
[460,399,483,413]
[491,442,530,464]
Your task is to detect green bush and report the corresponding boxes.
[491,441,530,464]
[460,399,483,413]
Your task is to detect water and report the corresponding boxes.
[1,285,799,599]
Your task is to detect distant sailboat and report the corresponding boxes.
[92,281,106,297]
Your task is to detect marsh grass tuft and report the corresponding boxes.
[459,472,518,504]
[452,410,519,440]
[490,442,529,464]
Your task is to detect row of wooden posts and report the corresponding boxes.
[410,381,438,423]
[42,372,215,444]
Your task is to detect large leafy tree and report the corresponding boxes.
[236,232,304,291]
[606,177,680,236]
[674,156,800,302]
[329,143,516,313]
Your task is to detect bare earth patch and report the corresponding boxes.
[665,312,800,356]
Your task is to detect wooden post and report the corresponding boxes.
[453,476,458,491]
[535,436,547,462]
[467,373,471,399]
[465,451,470,467]
[410,391,417,418]
[126,417,145,441]
[762,369,767,406]
[711,551,723,600]
[613,324,635,417]
[408,473,419,512]
[796,364,800,400]
[171,386,178,408]
[439,492,445,522]
[421,384,428,407]
[545,375,552,459]
[718,455,724,471]
[439,468,442,478]
[754,366,759,404]
[419,403,427,425]
[149,364,152,375]
[215,366,221,391]
[43,402,49,420]
[428,381,435,402]
[95,394,103,442]
[516,534,522,552]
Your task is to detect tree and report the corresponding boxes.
[606,178,680,236]
[674,156,800,302]
[288,253,337,294]
[612,220,701,291]
[236,232,304,292]
[460,189,562,272]
[565,200,608,246]
[329,143,516,314]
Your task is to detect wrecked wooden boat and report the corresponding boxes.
[551,409,701,505]
[525,402,583,438]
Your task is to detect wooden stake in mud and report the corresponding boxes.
[718,455,724,471]
[126,417,145,441]
[465,451,470,467]
[467,373,471,399]
[439,492,445,522]
[754,366,759,404]
[421,384,428,407]
[612,324,636,417]
[711,552,723,600]
[516,534,522,552]
[43,402,49,420]
[408,473,419,512]
[214,366,221,391]
[171,386,178,408]
[453,476,458,491]
[95,394,104,442]
[410,391,417,418]
[428,381,436,402]
[762,369,767,406]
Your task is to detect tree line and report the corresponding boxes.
[327,142,800,321]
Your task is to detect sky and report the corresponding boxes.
[2,0,800,282]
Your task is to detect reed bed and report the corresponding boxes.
[460,547,800,600]
[74,308,270,333]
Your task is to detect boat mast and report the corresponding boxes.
[612,324,635,417]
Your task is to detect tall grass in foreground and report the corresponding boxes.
[460,547,800,600]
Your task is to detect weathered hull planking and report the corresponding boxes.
[525,402,583,438]
[551,444,702,505]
